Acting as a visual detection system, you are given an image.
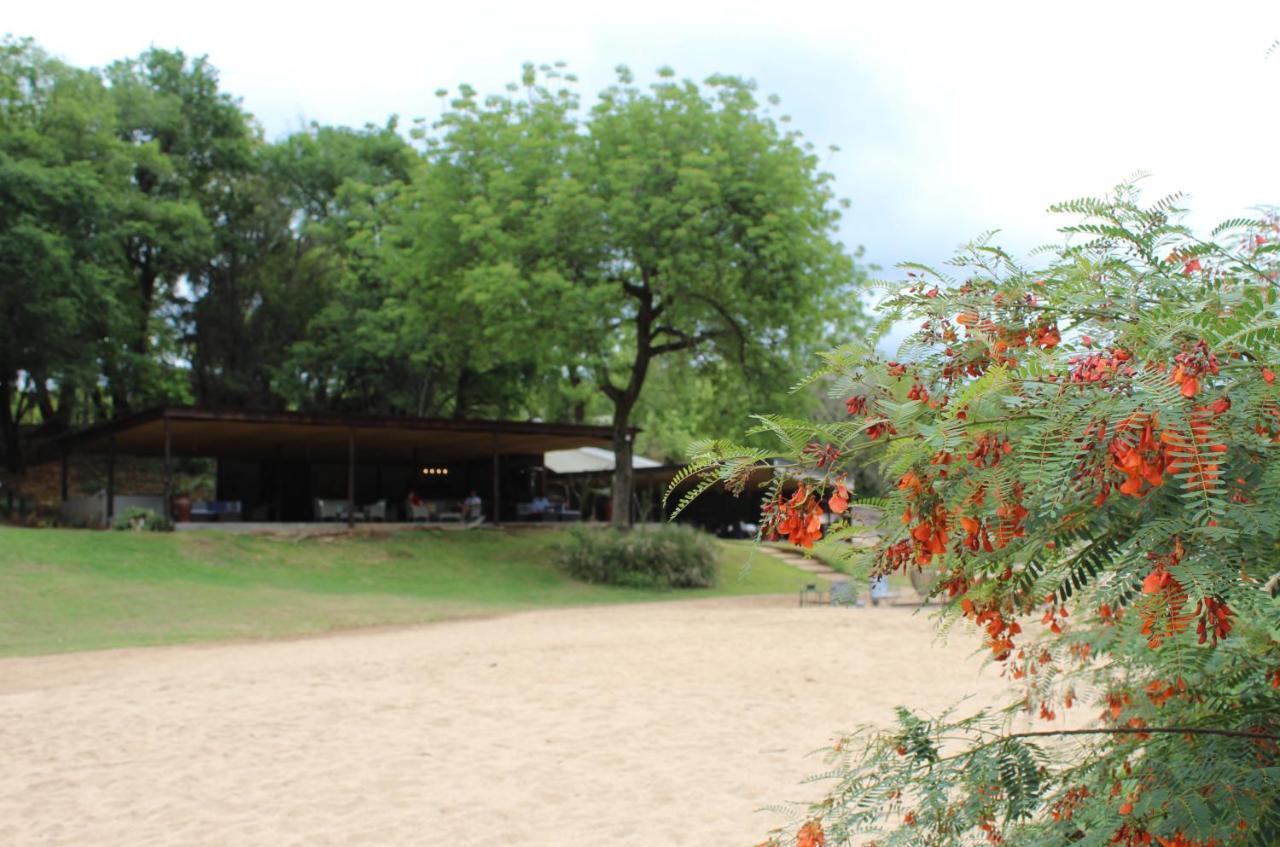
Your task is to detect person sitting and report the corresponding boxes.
[530,494,552,519]
[462,491,483,522]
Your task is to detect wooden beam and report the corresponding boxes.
[272,444,283,521]
[491,431,501,526]
[60,449,68,503]
[106,437,116,523]
[346,428,356,528]
[163,414,172,519]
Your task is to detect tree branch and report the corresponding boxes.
[651,329,720,356]
[1006,726,1280,742]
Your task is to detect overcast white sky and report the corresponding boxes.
[9,0,1280,312]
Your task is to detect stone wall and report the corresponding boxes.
[0,454,194,510]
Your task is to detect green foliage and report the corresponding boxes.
[1,40,865,492]
[388,64,867,522]
[556,524,718,588]
[110,506,173,532]
[686,184,1280,846]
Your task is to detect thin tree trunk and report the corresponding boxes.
[610,402,635,529]
[0,378,22,472]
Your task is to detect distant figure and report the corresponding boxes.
[463,491,482,521]
[530,495,552,518]
[870,575,891,607]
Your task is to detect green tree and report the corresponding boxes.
[0,38,127,468]
[104,47,255,413]
[404,65,865,523]
[192,121,416,409]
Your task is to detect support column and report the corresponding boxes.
[491,431,501,526]
[106,437,116,523]
[347,428,356,528]
[163,415,172,519]
[272,444,283,521]
[60,449,69,503]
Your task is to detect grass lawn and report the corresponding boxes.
[0,526,826,657]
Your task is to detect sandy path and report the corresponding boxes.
[0,596,1012,846]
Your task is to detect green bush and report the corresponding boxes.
[556,524,717,588]
[111,507,174,532]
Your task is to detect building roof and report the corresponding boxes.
[543,446,663,475]
[52,406,626,464]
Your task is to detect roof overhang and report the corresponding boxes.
[51,407,624,464]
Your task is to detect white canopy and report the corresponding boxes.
[543,446,662,475]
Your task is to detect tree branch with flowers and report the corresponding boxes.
[675,183,1280,847]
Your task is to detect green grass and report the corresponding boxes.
[0,526,826,657]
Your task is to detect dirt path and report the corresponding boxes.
[0,596,1018,846]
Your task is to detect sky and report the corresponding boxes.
[9,0,1280,346]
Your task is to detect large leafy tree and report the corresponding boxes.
[579,68,863,525]
[403,65,865,522]
[0,38,128,468]
[194,121,416,409]
[686,185,1280,846]
[104,47,255,413]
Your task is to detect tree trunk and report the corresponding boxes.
[610,404,634,529]
[568,368,585,424]
[0,378,22,472]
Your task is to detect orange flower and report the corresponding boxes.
[1034,324,1061,349]
[796,820,826,847]
[777,487,823,549]
[828,480,849,514]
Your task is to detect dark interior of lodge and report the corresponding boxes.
[49,407,631,526]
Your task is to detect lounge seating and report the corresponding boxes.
[516,500,582,521]
[406,498,432,521]
[190,500,243,522]
[313,498,348,521]
[360,500,387,521]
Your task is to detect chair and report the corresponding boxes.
[406,498,432,522]
[313,498,347,522]
[361,500,387,522]
[830,581,859,606]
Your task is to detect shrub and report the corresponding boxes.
[556,524,717,588]
[111,506,174,532]
[683,184,1280,846]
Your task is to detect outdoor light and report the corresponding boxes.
[420,467,449,476]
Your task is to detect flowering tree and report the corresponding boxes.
[675,184,1280,846]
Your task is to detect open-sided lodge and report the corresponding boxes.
[46,406,632,527]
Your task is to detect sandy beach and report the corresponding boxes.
[0,596,1012,846]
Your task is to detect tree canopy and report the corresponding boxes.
[0,43,868,515]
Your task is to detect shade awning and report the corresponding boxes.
[543,446,662,475]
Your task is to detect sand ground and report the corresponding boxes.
[0,596,1013,846]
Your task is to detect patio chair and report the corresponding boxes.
[829,581,859,606]
[313,498,347,522]
[798,583,824,607]
[406,498,432,522]
[361,499,387,521]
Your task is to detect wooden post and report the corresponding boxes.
[272,444,283,522]
[346,428,356,528]
[106,437,116,523]
[60,449,69,503]
[491,431,501,526]
[162,415,172,519]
